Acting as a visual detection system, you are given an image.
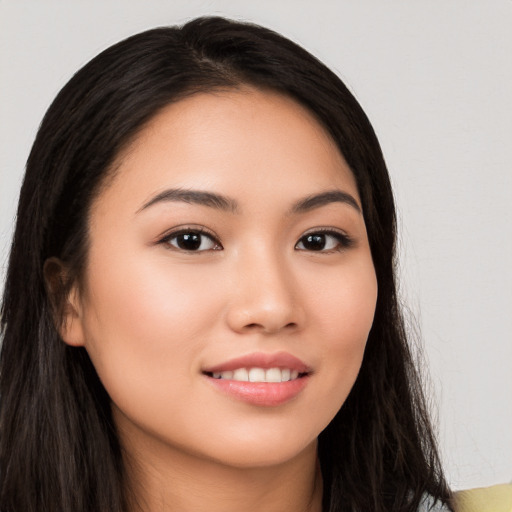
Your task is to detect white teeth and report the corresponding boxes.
[232,368,249,382]
[265,368,282,382]
[211,367,303,382]
[248,368,265,382]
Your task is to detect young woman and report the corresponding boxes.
[0,16,452,512]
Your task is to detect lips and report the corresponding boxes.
[203,351,310,374]
[202,352,311,406]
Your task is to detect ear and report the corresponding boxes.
[43,257,86,347]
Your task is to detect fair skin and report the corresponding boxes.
[59,87,377,512]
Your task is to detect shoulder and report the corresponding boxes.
[453,483,512,512]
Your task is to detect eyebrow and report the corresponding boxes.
[138,188,361,215]
[138,188,239,214]
[289,190,361,215]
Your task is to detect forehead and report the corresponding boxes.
[95,87,359,215]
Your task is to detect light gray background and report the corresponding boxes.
[1,0,511,491]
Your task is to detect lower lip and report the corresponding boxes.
[205,375,309,407]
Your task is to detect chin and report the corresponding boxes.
[192,424,320,470]
[206,440,318,470]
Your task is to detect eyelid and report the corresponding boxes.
[300,226,350,237]
[157,225,223,251]
[295,227,354,252]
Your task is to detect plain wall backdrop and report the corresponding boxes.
[1,0,511,491]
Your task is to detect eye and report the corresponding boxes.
[295,230,353,252]
[161,229,222,252]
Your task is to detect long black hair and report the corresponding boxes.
[0,16,452,512]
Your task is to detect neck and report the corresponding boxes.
[122,437,322,512]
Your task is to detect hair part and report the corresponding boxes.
[1,16,452,512]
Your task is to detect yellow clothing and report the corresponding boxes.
[454,484,512,512]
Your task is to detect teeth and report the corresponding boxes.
[248,368,265,382]
[265,368,282,383]
[232,368,249,382]
[211,367,302,382]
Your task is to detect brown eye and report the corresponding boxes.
[295,231,352,252]
[165,231,221,252]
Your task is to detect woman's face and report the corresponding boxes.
[64,88,377,469]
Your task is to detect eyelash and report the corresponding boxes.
[295,228,354,253]
[158,227,354,253]
[159,227,222,252]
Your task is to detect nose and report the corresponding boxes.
[225,248,304,335]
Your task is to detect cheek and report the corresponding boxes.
[308,253,377,340]
[78,249,222,400]
[305,257,377,407]
[84,247,219,334]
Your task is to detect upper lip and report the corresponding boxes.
[202,351,311,374]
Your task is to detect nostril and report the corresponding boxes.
[242,321,298,333]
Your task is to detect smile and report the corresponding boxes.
[209,367,303,382]
[202,352,311,406]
